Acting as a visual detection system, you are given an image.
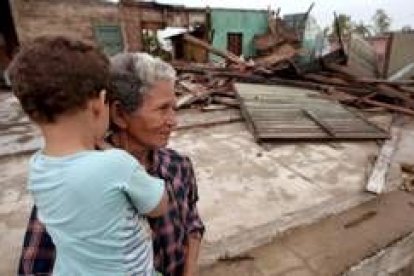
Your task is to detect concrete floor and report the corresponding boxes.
[1,91,413,275]
[169,119,391,265]
[200,190,414,276]
[0,93,41,157]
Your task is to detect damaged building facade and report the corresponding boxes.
[0,0,207,74]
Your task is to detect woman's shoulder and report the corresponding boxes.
[155,148,193,171]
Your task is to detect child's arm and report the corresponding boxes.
[146,191,168,218]
[123,166,167,217]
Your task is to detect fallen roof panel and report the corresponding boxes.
[235,83,389,141]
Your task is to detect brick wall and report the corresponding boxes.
[11,0,120,46]
[10,0,207,53]
[119,5,142,51]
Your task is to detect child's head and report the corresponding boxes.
[8,36,111,139]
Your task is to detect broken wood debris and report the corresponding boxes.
[172,6,414,135]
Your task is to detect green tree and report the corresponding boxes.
[331,13,353,38]
[372,9,391,34]
[401,25,412,33]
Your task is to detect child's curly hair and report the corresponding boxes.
[8,36,111,123]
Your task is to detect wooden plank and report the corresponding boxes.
[183,34,247,66]
[358,78,414,86]
[211,96,240,108]
[255,44,299,66]
[326,89,414,116]
[325,63,414,108]
[366,126,402,194]
[302,109,336,137]
[201,104,231,112]
[235,87,261,142]
[177,117,242,130]
[177,110,242,130]
[177,94,197,109]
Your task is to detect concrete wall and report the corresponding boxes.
[210,9,268,61]
[11,0,120,46]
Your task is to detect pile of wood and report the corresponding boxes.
[175,71,239,111]
[174,59,414,117]
[253,9,305,71]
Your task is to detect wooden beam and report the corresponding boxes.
[325,63,414,108]
[212,96,240,108]
[255,44,299,66]
[182,34,247,66]
[325,89,414,116]
[176,94,197,109]
[357,78,414,86]
[366,126,402,194]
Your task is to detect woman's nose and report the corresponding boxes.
[167,109,178,128]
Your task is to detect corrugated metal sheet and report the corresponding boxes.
[236,83,389,141]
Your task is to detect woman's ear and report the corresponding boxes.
[110,101,128,130]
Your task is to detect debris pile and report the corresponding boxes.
[175,69,239,111]
[173,56,414,117]
[171,7,414,118]
[173,49,414,119]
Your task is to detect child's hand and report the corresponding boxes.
[95,139,113,150]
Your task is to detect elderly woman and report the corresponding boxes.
[18,53,205,276]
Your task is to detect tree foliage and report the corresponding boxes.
[372,9,391,34]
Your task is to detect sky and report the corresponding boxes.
[115,0,414,30]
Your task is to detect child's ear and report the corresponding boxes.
[110,101,128,130]
[90,89,107,117]
[98,89,107,106]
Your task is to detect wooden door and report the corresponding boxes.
[227,33,243,56]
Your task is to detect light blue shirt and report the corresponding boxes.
[28,149,165,275]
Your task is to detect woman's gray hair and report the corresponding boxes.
[109,52,176,112]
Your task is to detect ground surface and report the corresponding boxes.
[1,91,413,275]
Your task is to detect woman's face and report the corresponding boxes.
[120,80,177,150]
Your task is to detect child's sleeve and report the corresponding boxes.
[123,166,165,215]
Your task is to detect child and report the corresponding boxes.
[8,36,166,275]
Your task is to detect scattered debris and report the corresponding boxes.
[401,163,414,174]
[218,254,255,263]
[401,163,414,193]
[401,176,414,193]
